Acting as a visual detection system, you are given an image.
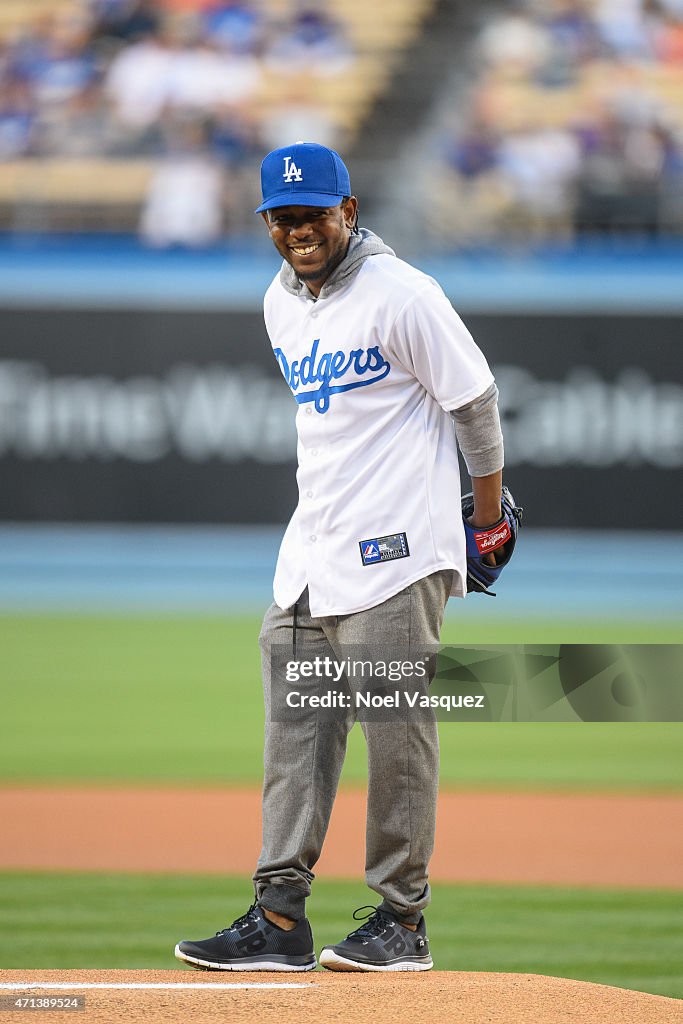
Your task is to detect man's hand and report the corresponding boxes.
[461,484,523,596]
[467,471,502,565]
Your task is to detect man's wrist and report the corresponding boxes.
[468,504,502,528]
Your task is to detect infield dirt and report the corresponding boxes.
[1,786,682,886]
[1,969,682,1024]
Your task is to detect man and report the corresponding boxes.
[175,142,511,973]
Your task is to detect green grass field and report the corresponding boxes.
[1,614,682,1000]
[1,615,682,789]
[0,873,681,998]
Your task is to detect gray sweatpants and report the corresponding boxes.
[253,570,452,924]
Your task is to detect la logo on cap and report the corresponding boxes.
[283,156,303,183]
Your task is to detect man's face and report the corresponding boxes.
[261,198,358,294]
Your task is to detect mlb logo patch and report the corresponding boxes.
[361,540,381,564]
[359,532,410,566]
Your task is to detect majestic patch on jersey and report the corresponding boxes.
[274,339,391,414]
[359,532,410,566]
[283,156,303,182]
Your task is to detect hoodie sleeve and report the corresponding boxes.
[451,382,504,477]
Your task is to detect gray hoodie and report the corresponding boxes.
[278,227,395,301]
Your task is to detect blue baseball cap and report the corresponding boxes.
[255,141,351,213]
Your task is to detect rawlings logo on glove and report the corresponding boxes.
[461,485,523,597]
[470,522,511,554]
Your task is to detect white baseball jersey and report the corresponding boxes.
[264,253,495,617]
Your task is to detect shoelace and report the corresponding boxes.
[217,902,260,936]
[347,905,394,940]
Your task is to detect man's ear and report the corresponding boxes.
[260,211,272,232]
[343,196,358,230]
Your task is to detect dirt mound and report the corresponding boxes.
[1,969,681,1024]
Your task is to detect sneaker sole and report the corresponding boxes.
[175,945,317,973]
[318,949,433,973]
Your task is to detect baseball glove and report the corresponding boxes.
[461,485,523,597]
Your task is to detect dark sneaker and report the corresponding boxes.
[319,906,433,972]
[175,903,316,972]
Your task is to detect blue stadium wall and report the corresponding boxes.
[0,245,681,529]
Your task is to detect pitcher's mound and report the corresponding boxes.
[0,969,681,1024]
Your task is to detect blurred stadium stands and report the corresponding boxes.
[403,0,683,249]
[0,0,435,240]
[0,0,681,245]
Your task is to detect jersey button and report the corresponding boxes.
[306,490,313,498]
[310,534,317,542]
[311,448,318,456]
[305,407,313,415]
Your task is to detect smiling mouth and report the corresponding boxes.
[289,243,322,256]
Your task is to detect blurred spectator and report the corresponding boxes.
[535,0,599,87]
[592,0,655,59]
[7,15,55,85]
[660,121,683,230]
[0,79,36,159]
[28,11,99,108]
[446,116,499,179]
[35,82,110,157]
[90,0,161,43]
[105,32,171,131]
[161,17,261,111]
[478,6,552,73]
[140,116,224,246]
[655,8,683,61]
[543,0,598,65]
[0,40,8,83]
[260,82,339,150]
[575,108,669,232]
[498,124,581,238]
[265,6,354,77]
[210,105,259,164]
[427,116,509,245]
[105,14,261,134]
[209,105,262,229]
[202,1,264,55]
